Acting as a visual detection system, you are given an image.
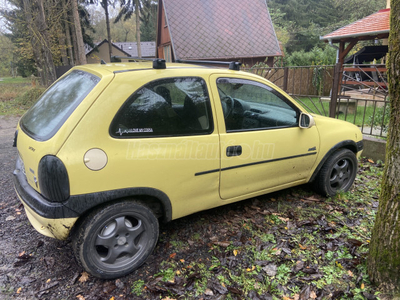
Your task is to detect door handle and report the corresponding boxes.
[226,145,242,157]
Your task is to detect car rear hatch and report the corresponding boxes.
[15,68,113,195]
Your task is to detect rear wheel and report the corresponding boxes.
[72,200,159,279]
[314,149,358,197]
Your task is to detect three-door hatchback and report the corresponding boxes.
[13,60,363,279]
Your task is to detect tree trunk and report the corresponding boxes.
[71,0,86,65]
[22,0,46,85]
[367,0,400,293]
[58,30,69,66]
[63,0,74,65]
[135,0,141,58]
[69,11,79,65]
[36,0,57,85]
[102,0,112,61]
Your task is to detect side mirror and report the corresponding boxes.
[299,113,315,129]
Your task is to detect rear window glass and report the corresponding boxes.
[20,70,100,141]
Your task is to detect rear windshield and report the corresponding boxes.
[20,70,100,141]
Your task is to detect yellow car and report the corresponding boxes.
[13,60,363,279]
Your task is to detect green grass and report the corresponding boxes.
[0,77,31,84]
[0,78,44,116]
[294,96,382,128]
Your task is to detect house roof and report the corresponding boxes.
[162,0,282,60]
[321,9,390,42]
[113,42,156,57]
[85,40,156,58]
[85,39,131,57]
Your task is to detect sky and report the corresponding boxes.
[0,0,12,34]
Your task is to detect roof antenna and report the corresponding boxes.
[100,59,107,65]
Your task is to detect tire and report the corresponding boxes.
[72,200,159,279]
[314,149,358,197]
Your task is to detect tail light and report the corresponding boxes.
[38,155,70,202]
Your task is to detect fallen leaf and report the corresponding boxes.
[262,264,277,276]
[246,265,255,272]
[76,295,85,300]
[204,288,214,296]
[17,287,22,294]
[169,253,177,259]
[368,159,374,163]
[6,216,16,221]
[78,272,89,283]
[299,243,307,250]
[310,291,317,299]
[348,270,354,277]
[293,260,305,273]
[361,283,365,289]
[46,278,51,283]
[213,241,230,247]
[233,249,238,256]
[109,297,115,300]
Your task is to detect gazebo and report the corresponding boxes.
[320,8,390,116]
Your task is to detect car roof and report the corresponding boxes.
[74,61,242,77]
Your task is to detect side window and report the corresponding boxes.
[216,78,299,132]
[110,77,213,137]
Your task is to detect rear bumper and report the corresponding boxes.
[13,156,77,239]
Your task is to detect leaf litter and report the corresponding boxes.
[2,147,383,299]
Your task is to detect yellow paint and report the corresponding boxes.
[15,62,363,240]
[16,191,77,240]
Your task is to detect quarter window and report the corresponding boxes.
[110,77,213,137]
[20,70,100,141]
[216,78,298,132]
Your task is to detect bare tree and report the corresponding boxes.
[71,0,86,64]
[22,0,56,86]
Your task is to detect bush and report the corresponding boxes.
[368,102,390,132]
[15,87,45,107]
[286,45,336,66]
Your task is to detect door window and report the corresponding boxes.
[216,78,298,132]
[110,77,213,137]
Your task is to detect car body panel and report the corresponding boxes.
[16,68,114,194]
[13,62,363,241]
[208,73,320,199]
[56,69,222,220]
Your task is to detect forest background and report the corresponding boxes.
[0,0,387,80]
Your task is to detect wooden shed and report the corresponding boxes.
[156,0,282,66]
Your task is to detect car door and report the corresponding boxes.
[210,75,320,200]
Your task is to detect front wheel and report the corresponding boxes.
[314,149,358,197]
[72,200,159,279]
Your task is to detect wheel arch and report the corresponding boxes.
[65,187,173,225]
[309,140,359,183]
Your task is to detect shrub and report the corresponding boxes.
[15,87,45,107]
